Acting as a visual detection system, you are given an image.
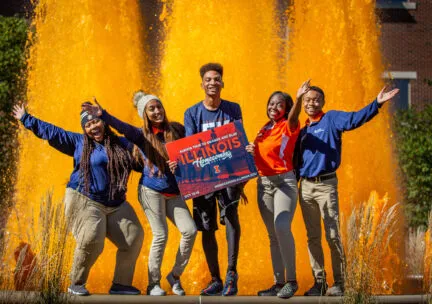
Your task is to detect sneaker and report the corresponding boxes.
[166,272,185,296]
[200,278,223,296]
[326,282,344,296]
[68,284,90,296]
[146,283,166,296]
[277,281,298,299]
[109,283,140,295]
[304,280,328,296]
[257,283,284,296]
[222,271,238,296]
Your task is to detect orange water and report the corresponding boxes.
[5,0,403,295]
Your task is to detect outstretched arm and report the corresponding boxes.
[332,85,400,132]
[13,103,79,156]
[288,79,310,132]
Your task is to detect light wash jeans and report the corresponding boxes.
[139,185,197,284]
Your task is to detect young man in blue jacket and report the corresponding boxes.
[296,85,399,296]
[183,63,243,296]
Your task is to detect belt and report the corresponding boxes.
[303,172,336,183]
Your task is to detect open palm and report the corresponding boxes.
[377,86,400,104]
[297,79,311,99]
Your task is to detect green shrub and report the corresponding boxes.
[0,16,28,234]
[394,105,432,227]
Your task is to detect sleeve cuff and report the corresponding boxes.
[20,112,30,123]
[374,99,382,109]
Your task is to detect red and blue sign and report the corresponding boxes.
[165,120,257,200]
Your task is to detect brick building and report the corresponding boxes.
[378,0,432,110]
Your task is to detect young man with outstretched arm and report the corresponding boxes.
[295,85,399,297]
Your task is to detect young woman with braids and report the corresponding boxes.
[12,102,144,296]
[82,92,197,296]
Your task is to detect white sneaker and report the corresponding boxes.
[166,272,186,296]
[146,283,166,296]
[68,284,90,296]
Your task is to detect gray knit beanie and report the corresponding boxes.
[133,91,161,119]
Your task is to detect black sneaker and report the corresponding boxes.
[277,281,298,299]
[109,283,140,295]
[257,283,284,296]
[68,284,90,296]
[200,278,223,296]
[304,280,328,296]
[326,282,344,296]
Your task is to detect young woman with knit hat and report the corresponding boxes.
[82,92,197,296]
[12,102,144,296]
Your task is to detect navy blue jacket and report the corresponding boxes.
[101,110,181,195]
[297,99,382,178]
[20,113,134,206]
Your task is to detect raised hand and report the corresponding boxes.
[377,85,400,105]
[81,97,103,117]
[12,103,26,120]
[297,79,311,99]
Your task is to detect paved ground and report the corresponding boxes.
[0,292,430,304]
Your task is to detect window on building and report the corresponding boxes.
[383,71,417,112]
[376,0,416,9]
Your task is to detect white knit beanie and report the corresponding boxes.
[133,91,161,119]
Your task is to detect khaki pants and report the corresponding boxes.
[258,171,298,284]
[299,177,345,283]
[64,188,144,286]
[139,185,197,285]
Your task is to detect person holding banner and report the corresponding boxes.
[245,81,309,299]
[82,93,197,297]
[181,63,244,296]
[12,102,144,296]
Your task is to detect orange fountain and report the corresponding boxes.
[4,0,403,295]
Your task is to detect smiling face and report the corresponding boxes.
[84,118,105,142]
[145,99,165,127]
[267,94,287,122]
[303,89,325,118]
[201,70,223,97]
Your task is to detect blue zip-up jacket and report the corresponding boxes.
[101,110,181,195]
[20,113,134,206]
[297,99,382,178]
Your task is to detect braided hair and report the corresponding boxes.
[80,125,134,200]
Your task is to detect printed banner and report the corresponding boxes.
[165,121,258,200]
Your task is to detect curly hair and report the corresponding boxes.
[200,63,223,78]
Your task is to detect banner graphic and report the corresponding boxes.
[166,121,257,200]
